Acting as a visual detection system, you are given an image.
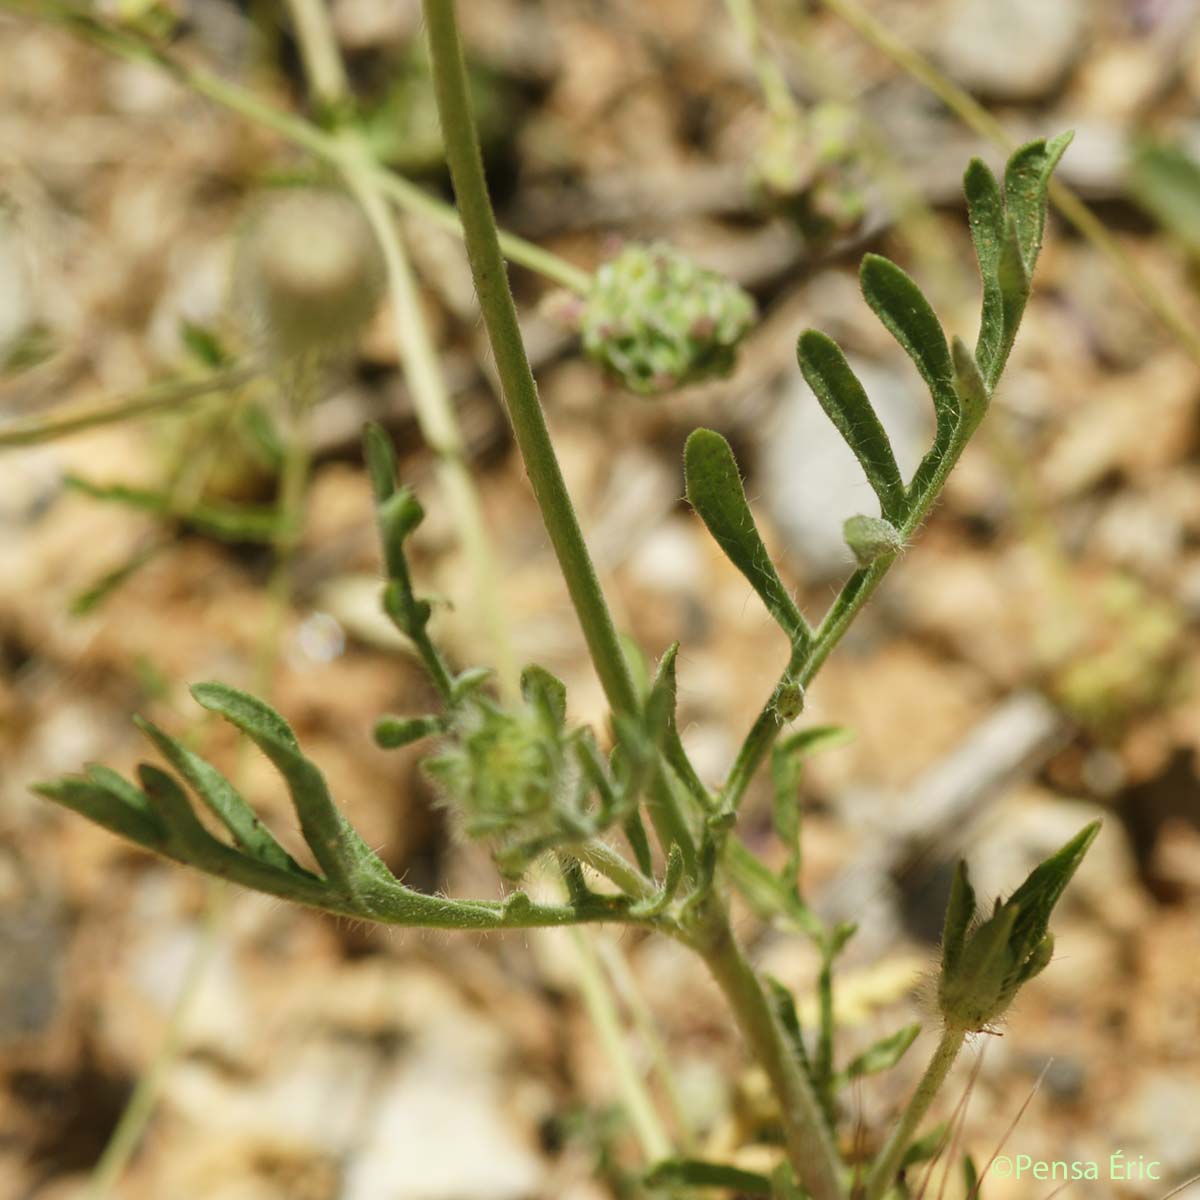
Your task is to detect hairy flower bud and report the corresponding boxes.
[235,188,384,359]
[580,242,755,395]
[938,822,1099,1031]
[422,685,580,873]
[843,514,903,567]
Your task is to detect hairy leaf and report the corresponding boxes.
[860,255,958,445]
[191,681,391,893]
[136,716,310,876]
[684,428,810,646]
[796,330,906,521]
[1003,132,1073,272]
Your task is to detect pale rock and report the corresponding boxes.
[759,355,928,582]
[936,0,1086,102]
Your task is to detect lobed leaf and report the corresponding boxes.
[859,255,958,447]
[796,330,906,522]
[135,716,311,877]
[684,428,810,647]
[35,776,164,849]
[190,681,391,894]
[1003,132,1073,273]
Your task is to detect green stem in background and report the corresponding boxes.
[595,937,697,1153]
[283,0,520,696]
[87,882,229,1199]
[698,904,847,1200]
[863,1025,967,1200]
[1,0,590,294]
[723,0,803,124]
[567,928,675,1164]
[813,0,1200,367]
[0,367,256,448]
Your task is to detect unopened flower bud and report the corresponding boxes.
[938,822,1099,1031]
[843,514,903,567]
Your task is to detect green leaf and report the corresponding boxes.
[859,255,958,447]
[631,843,685,918]
[190,682,391,894]
[951,337,989,433]
[180,319,232,368]
[645,1158,772,1194]
[1003,132,1073,273]
[840,1023,920,1082]
[684,428,810,647]
[1005,819,1100,953]
[843,514,903,568]
[964,157,1005,375]
[964,1153,981,1197]
[941,860,976,978]
[900,1122,949,1167]
[1129,138,1200,258]
[521,664,568,728]
[65,477,281,543]
[725,837,825,939]
[34,776,164,849]
[374,714,445,748]
[69,542,165,616]
[135,715,311,877]
[363,421,398,503]
[796,330,907,522]
[137,762,238,864]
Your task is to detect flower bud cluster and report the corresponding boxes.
[579,242,756,395]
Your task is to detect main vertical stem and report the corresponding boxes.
[421,0,696,869]
[698,904,847,1200]
[421,0,635,717]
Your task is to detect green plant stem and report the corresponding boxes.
[571,838,658,901]
[863,1025,967,1200]
[723,409,978,812]
[568,928,675,1164]
[696,903,846,1200]
[595,937,697,1153]
[1,0,590,294]
[0,367,256,448]
[87,882,228,1199]
[282,0,519,696]
[420,0,696,871]
[724,0,803,124]
[813,0,1200,367]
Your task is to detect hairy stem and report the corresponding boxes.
[421,0,634,717]
[696,904,846,1200]
[571,838,658,901]
[863,1025,967,1200]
